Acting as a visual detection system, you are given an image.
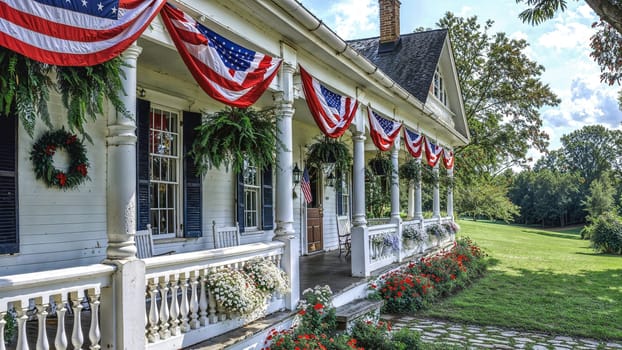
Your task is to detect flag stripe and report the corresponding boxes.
[300,65,358,138]
[367,106,402,151]
[443,149,454,169]
[0,0,165,66]
[159,4,281,108]
[424,137,444,167]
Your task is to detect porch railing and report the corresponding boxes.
[0,264,115,350]
[143,241,286,350]
[367,223,399,271]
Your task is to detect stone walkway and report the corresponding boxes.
[382,315,622,350]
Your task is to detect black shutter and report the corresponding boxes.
[183,111,202,238]
[0,115,18,254]
[136,99,151,230]
[236,172,245,232]
[261,165,273,230]
[336,170,344,215]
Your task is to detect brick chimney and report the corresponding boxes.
[379,0,401,44]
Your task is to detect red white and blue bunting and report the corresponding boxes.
[160,4,282,108]
[0,0,166,66]
[424,137,444,167]
[442,149,454,170]
[403,127,424,159]
[367,106,402,151]
[299,65,358,138]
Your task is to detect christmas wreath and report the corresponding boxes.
[30,129,90,189]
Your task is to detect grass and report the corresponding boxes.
[419,220,622,340]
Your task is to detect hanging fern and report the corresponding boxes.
[0,47,127,140]
[0,48,53,136]
[399,158,422,183]
[56,57,128,143]
[190,107,283,174]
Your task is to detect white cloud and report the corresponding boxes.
[537,22,593,50]
[329,0,378,39]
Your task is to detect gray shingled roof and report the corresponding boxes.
[348,29,447,104]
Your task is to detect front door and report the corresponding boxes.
[306,167,323,253]
[306,208,323,253]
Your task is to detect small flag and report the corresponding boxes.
[424,137,443,167]
[403,127,424,159]
[442,149,454,169]
[300,167,313,204]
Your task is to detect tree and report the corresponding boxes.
[582,176,616,222]
[456,177,520,222]
[516,0,622,86]
[430,14,560,183]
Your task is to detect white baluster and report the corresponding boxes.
[86,289,101,350]
[207,288,218,324]
[198,270,208,326]
[52,294,68,350]
[15,300,29,350]
[147,279,160,343]
[189,272,199,329]
[179,273,190,332]
[0,310,6,350]
[158,277,171,340]
[168,275,181,336]
[69,291,84,350]
[34,297,50,350]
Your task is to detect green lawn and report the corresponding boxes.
[420,220,622,340]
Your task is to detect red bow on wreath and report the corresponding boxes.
[56,173,67,186]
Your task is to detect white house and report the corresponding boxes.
[0,0,468,349]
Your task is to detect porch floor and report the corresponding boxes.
[299,250,364,295]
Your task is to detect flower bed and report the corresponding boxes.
[370,237,488,313]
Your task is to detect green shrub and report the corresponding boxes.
[590,212,622,254]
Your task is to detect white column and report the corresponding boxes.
[273,60,299,310]
[390,138,401,223]
[407,181,415,219]
[101,42,147,350]
[432,163,441,218]
[414,158,423,220]
[351,128,371,277]
[105,43,141,260]
[447,168,454,220]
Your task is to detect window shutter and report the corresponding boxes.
[236,172,245,232]
[136,98,151,230]
[0,115,18,254]
[183,111,202,238]
[336,170,343,215]
[261,165,273,230]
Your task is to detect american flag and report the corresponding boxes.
[367,107,402,151]
[160,4,282,108]
[299,65,358,138]
[300,167,313,204]
[424,137,444,167]
[0,0,165,66]
[443,149,454,169]
[404,127,424,159]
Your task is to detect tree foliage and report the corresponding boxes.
[456,176,520,222]
[582,176,616,222]
[431,13,560,183]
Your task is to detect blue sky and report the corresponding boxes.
[299,0,622,159]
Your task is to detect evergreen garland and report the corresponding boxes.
[30,129,90,190]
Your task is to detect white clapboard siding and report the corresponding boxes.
[322,187,339,251]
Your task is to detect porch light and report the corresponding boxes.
[327,172,335,187]
[293,163,302,185]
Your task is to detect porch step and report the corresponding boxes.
[335,298,384,331]
[184,311,293,350]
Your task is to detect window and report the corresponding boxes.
[237,164,273,233]
[149,107,180,238]
[336,170,350,216]
[243,162,260,230]
[137,98,202,238]
[0,115,18,254]
[433,67,447,106]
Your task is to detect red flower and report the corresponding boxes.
[298,309,306,316]
[450,274,456,280]
[45,144,56,156]
[56,173,67,186]
[313,303,324,310]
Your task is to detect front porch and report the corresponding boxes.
[0,218,455,350]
